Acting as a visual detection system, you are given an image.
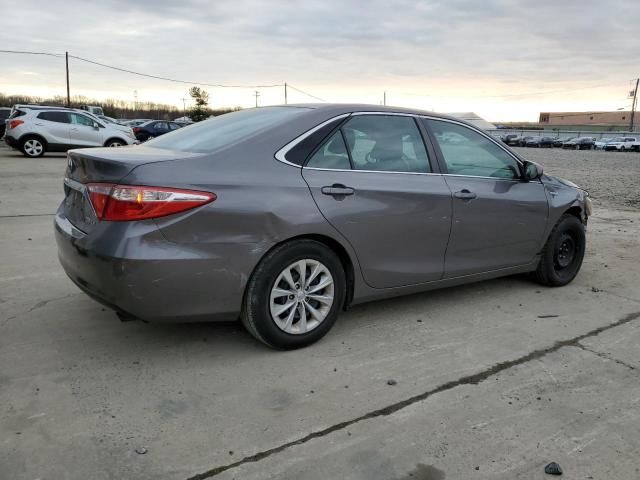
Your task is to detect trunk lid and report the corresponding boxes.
[62,146,200,233]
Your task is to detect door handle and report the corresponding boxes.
[454,189,477,200]
[321,184,355,196]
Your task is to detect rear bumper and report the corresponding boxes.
[54,206,248,322]
[4,135,19,149]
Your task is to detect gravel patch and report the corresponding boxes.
[513,147,640,210]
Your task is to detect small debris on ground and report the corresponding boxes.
[591,287,600,292]
[135,447,148,455]
[387,379,397,386]
[537,315,559,318]
[544,462,562,475]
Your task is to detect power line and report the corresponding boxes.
[0,49,64,58]
[286,84,326,102]
[68,54,283,89]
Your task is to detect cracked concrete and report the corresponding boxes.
[1,145,640,479]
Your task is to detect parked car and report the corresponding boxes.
[594,137,614,150]
[97,115,125,125]
[122,119,152,127]
[0,107,11,138]
[552,137,576,147]
[79,105,104,116]
[604,137,638,151]
[4,107,137,157]
[524,136,555,148]
[54,104,591,349]
[499,133,518,145]
[132,120,184,141]
[562,137,595,150]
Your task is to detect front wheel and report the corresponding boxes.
[105,139,125,147]
[534,214,586,286]
[241,240,346,349]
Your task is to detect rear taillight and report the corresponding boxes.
[9,120,24,129]
[86,184,216,221]
[132,127,141,133]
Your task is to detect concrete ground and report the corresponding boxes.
[1,144,639,480]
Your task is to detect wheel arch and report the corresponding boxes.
[104,137,127,146]
[19,133,48,147]
[246,233,357,310]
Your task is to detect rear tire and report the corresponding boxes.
[241,240,346,349]
[20,136,46,157]
[534,214,585,287]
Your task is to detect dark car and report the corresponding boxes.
[0,107,11,138]
[562,137,595,150]
[132,120,184,141]
[554,137,575,147]
[54,104,590,349]
[525,136,556,148]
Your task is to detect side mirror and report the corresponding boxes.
[523,161,543,181]
[92,122,100,129]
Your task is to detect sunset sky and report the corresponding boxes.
[1,0,638,121]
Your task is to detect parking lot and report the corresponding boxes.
[1,143,640,479]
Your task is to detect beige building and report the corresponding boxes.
[539,111,631,127]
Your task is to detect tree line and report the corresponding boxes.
[0,92,238,120]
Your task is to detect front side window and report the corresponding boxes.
[426,119,520,179]
[306,131,351,170]
[70,113,95,127]
[342,115,431,173]
[37,112,70,123]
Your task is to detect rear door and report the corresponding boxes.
[301,114,452,288]
[423,118,548,278]
[35,111,71,146]
[69,112,102,147]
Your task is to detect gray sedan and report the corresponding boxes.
[55,104,591,349]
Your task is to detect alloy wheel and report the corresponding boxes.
[269,259,335,334]
[24,139,43,156]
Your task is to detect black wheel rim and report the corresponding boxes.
[555,233,576,269]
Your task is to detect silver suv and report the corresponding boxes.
[4,106,137,157]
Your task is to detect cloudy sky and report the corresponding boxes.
[1,0,638,121]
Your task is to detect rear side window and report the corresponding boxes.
[285,117,346,166]
[147,106,312,153]
[343,115,431,173]
[37,111,70,123]
[154,122,169,130]
[9,109,26,119]
[306,131,351,170]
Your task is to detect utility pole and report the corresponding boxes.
[254,90,260,108]
[181,97,187,118]
[383,91,386,106]
[630,78,639,132]
[133,90,138,113]
[284,83,288,105]
[65,51,71,107]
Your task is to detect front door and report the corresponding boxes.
[302,114,452,288]
[69,113,103,147]
[424,119,549,278]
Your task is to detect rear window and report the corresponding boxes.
[146,107,312,153]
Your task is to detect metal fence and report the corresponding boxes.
[486,128,639,141]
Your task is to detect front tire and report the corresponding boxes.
[105,138,125,147]
[20,136,46,157]
[241,240,346,349]
[534,214,586,287]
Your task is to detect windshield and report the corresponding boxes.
[146,107,312,153]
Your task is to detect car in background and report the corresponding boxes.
[552,137,574,147]
[604,137,638,151]
[524,136,556,148]
[98,115,125,125]
[122,119,152,127]
[54,104,590,349]
[79,105,104,116]
[4,106,137,157]
[499,133,518,145]
[594,137,614,150]
[562,137,595,150]
[132,120,184,141]
[0,107,11,138]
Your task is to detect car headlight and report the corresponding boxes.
[585,195,593,217]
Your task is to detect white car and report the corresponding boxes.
[594,137,614,150]
[604,137,639,152]
[4,106,137,157]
